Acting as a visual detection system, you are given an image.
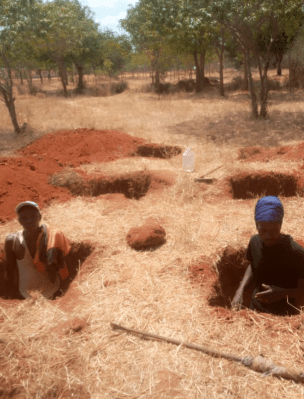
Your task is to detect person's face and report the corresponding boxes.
[256,221,282,247]
[18,206,41,233]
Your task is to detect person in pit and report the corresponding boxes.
[232,196,304,315]
[3,201,71,300]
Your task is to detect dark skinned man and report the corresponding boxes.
[232,196,304,315]
[4,201,70,300]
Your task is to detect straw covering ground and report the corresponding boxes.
[2,69,304,398]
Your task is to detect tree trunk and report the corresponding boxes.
[200,51,205,86]
[37,69,43,84]
[218,46,225,97]
[243,49,249,91]
[155,69,160,87]
[259,59,270,119]
[0,53,21,133]
[57,58,68,97]
[26,69,33,93]
[276,53,283,76]
[193,51,202,92]
[19,68,24,85]
[246,51,258,119]
[48,70,51,82]
[74,63,84,94]
[2,89,21,133]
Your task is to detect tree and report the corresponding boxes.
[35,0,100,96]
[0,0,43,133]
[120,0,175,89]
[211,24,234,96]
[99,30,133,81]
[212,0,304,118]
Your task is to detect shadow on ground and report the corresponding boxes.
[169,109,304,148]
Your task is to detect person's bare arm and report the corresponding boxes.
[255,278,304,304]
[4,235,19,299]
[231,265,253,309]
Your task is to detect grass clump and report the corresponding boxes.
[49,168,89,196]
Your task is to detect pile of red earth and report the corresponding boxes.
[238,142,304,162]
[0,129,146,223]
[19,128,146,167]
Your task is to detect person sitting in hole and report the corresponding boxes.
[3,201,71,300]
[232,196,304,315]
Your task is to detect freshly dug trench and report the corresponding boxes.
[50,170,176,200]
[208,246,253,309]
[88,172,151,199]
[0,241,94,300]
[230,172,300,199]
[133,143,182,159]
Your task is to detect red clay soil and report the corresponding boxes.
[238,142,304,162]
[1,128,180,223]
[188,255,218,293]
[19,128,146,167]
[0,156,73,223]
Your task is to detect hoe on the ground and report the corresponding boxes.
[111,322,304,384]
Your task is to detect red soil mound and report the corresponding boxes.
[0,156,72,223]
[238,142,304,162]
[0,129,147,223]
[19,128,146,167]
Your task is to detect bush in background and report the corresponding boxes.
[225,76,248,91]
[111,81,128,94]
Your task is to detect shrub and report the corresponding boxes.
[176,79,196,92]
[225,76,247,91]
[111,81,128,94]
[16,84,28,95]
[288,61,304,89]
[140,83,154,93]
[154,82,177,94]
[267,79,281,91]
[90,84,111,97]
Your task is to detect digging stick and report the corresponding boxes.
[111,322,304,383]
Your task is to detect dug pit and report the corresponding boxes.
[229,171,302,199]
[133,144,182,159]
[189,247,253,309]
[0,241,94,300]
[50,170,176,200]
[207,246,252,308]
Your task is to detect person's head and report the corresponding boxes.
[254,196,284,247]
[15,202,41,233]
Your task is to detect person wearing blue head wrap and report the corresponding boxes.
[255,196,284,224]
[232,196,304,315]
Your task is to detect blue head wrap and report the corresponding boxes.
[255,196,284,223]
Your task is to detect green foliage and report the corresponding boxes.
[98,29,133,78]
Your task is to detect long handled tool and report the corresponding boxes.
[111,322,304,383]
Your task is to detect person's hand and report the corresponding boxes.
[255,284,284,304]
[231,291,243,310]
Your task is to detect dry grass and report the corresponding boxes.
[1,68,304,398]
